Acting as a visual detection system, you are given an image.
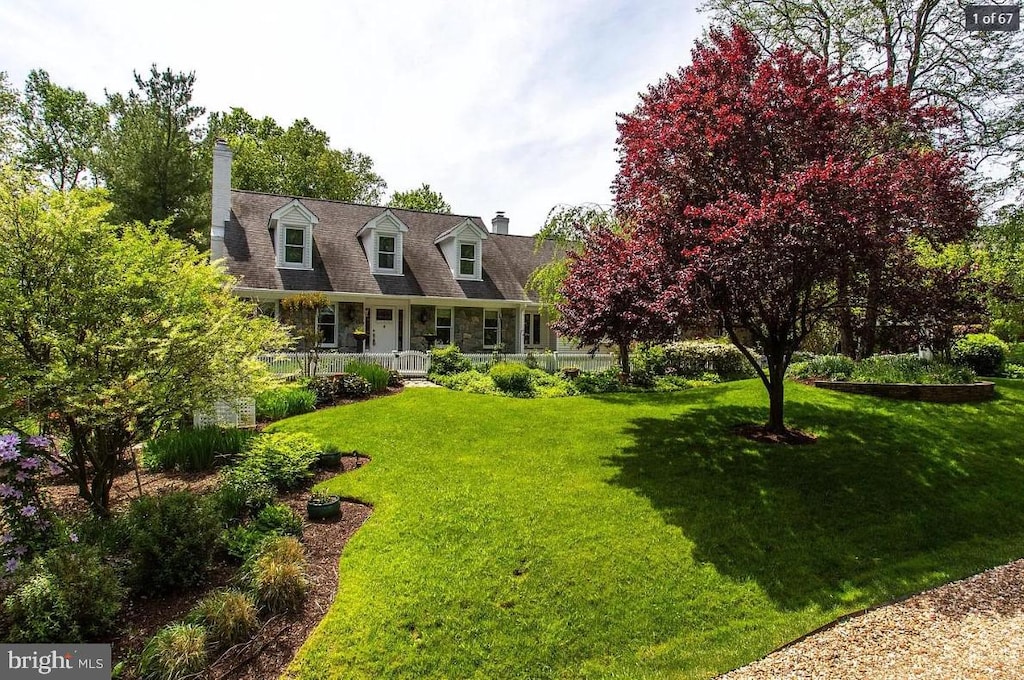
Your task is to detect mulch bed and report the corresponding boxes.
[43,456,373,680]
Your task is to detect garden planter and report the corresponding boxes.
[307,494,342,520]
[563,367,581,379]
[317,450,343,468]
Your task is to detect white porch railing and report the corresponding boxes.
[257,351,617,377]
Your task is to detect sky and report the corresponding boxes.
[0,0,707,235]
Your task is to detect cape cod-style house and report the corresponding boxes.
[209,140,561,355]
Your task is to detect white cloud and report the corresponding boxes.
[0,0,704,233]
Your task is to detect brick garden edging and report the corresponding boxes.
[814,380,995,402]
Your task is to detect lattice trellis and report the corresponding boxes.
[193,399,256,429]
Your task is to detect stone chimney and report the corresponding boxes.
[491,211,509,235]
[210,139,233,261]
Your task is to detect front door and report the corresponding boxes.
[371,307,397,351]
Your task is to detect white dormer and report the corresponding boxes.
[434,219,488,281]
[357,210,409,275]
[269,199,318,270]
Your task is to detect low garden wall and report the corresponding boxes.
[814,380,995,403]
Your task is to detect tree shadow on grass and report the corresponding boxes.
[604,384,1024,611]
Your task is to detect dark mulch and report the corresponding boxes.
[733,423,818,445]
[42,457,372,680]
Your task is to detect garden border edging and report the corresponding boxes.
[814,380,995,402]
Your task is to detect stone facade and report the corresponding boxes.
[410,304,434,352]
[454,307,486,352]
[501,309,516,349]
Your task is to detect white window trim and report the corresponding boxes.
[375,232,401,275]
[359,210,408,276]
[456,239,480,280]
[483,309,501,349]
[316,303,338,348]
[435,307,453,345]
[524,312,544,348]
[276,221,313,270]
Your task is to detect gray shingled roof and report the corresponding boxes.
[223,190,556,302]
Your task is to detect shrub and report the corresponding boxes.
[223,504,303,561]
[346,360,391,393]
[143,427,254,472]
[1002,363,1024,379]
[244,537,308,615]
[661,340,755,380]
[212,466,275,523]
[387,369,403,388]
[489,362,534,395]
[125,491,222,594]
[3,544,123,642]
[788,354,855,381]
[990,318,1024,342]
[432,370,500,395]
[255,385,316,421]
[306,376,336,406]
[139,623,208,680]
[333,373,373,398]
[952,333,1008,376]
[851,354,976,384]
[574,369,624,394]
[187,590,258,650]
[524,352,539,370]
[0,434,57,569]
[1006,342,1024,366]
[234,432,321,492]
[428,344,472,376]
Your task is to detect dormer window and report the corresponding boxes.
[357,210,408,275]
[459,243,476,277]
[434,219,488,281]
[269,199,318,270]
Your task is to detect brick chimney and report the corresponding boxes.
[210,139,233,261]
[491,211,509,235]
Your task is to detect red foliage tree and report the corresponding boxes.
[553,225,676,377]
[613,26,979,435]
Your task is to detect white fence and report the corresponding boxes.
[257,351,617,378]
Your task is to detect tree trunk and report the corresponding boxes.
[618,339,631,381]
[862,266,882,358]
[837,268,856,358]
[765,356,788,434]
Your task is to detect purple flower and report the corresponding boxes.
[12,545,26,557]
[5,558,19,573]
[0,483,15,498]
[18,457,39,471]
[0,533,13,544]
[14,471,28,483]
[69,532,78,544]
[48,461,62,476]
[19,505,37,518]
[27,435,50,450]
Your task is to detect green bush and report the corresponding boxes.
[244,537,308,615]
[186,589,258,650]
[428,344,472,376]
[345,360,391,393]
[433,370,500,395]
[3,544,123,643]
[788,354,855,381]
[952,333,1008,376]
[333,373,373,398]
[139,623,208,680]
[255,385,316,421]
[235,432,321,492]
[851,354,976,384]
[223,504,304,561]
[125,491,222,594]
[306,376,336,406]
[212,466,275,523]
[143,427,254,472]
[660,340,755,380]
[1000,363,1024,379]
[489,362,535,395]
[1006,342,1024,366]
[574,369,624,394]
[990,318,1024,342]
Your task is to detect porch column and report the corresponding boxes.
[516,304,526,354]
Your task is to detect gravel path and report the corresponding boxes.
[721,559,1024,679]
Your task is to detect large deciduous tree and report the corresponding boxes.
[208,107,387,204]
[0,72,18,164]
[18,69,107,191]
[0,172,288,514]
[95,65,209,241]
[702,0,1024,196]
[388,183,451,213]
[614,26,977,435]
[553,225,676,377]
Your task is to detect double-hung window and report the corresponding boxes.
[317,305,337,347]
[459,243,476,277]
[435,308,453,345]
[524,313,542,347]
[483,310,500,347]
[378,235,396,271]
[283,226,305,265]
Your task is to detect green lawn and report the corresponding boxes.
[274,379,1024,679]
